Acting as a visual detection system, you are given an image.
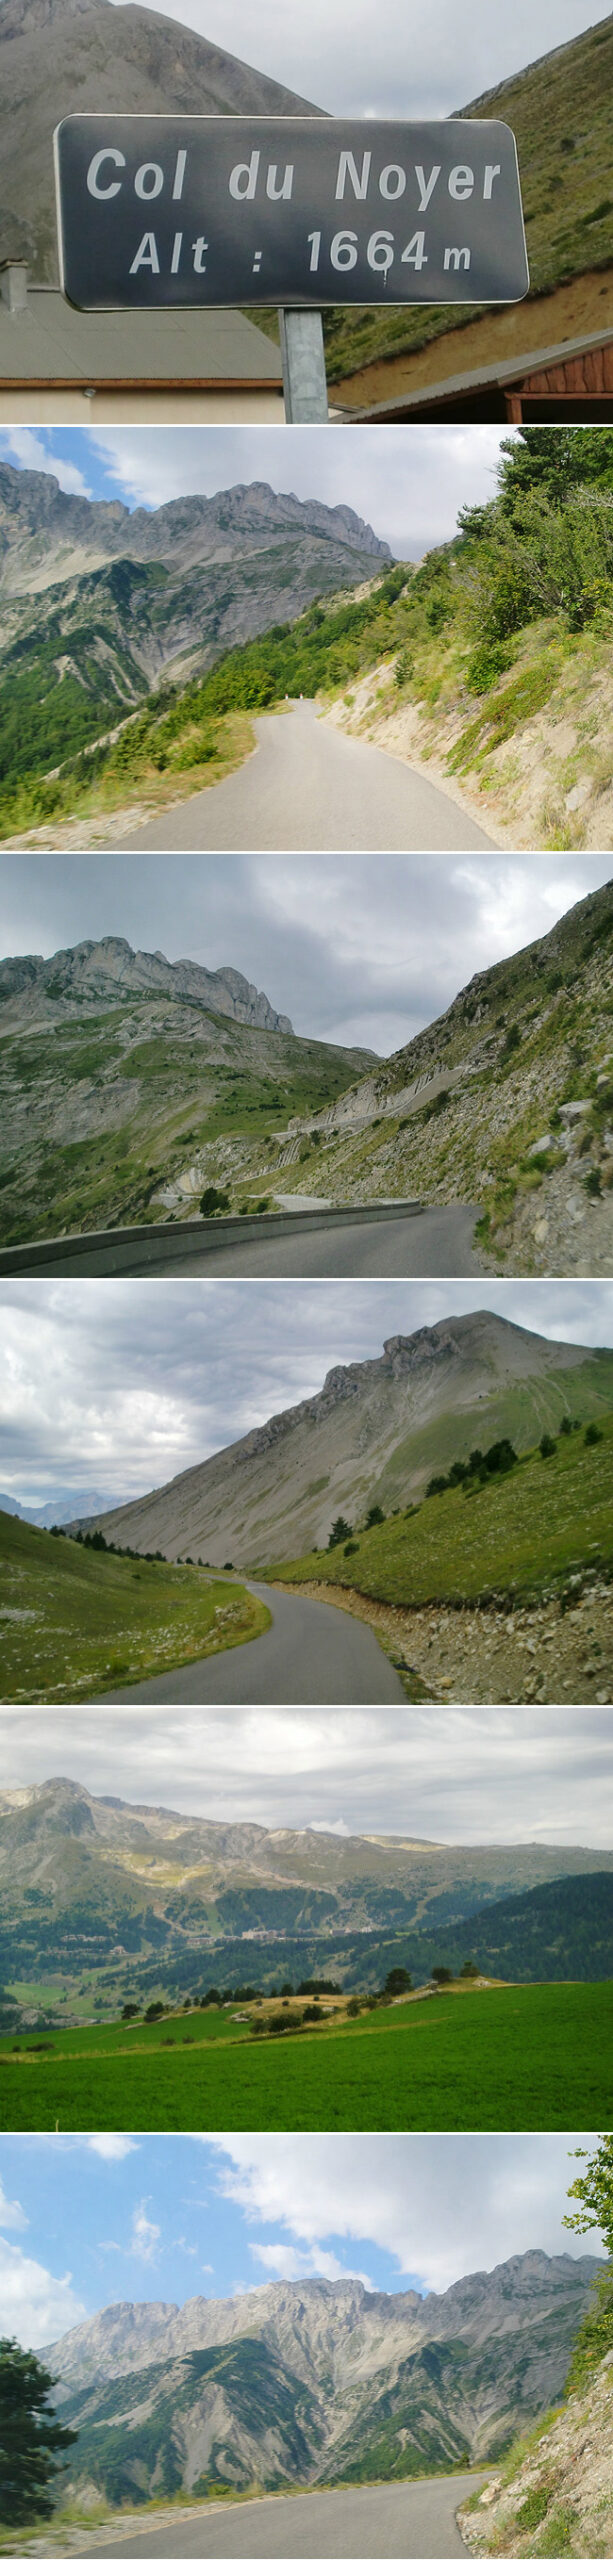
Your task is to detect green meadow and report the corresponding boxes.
[0,1511,269,1702]
[273,1415,613,1609]
[1,1983,610,2134]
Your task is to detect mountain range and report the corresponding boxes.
[0,0,317,280]
[0,932,374,1245]
[48,2258,604,2506]
[1,1777,612,1998]
[72,1311,613,1566]
[0,1485,113,1527]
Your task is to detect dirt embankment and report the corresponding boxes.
[275,1579,613,1705]
[459,2349,613,2558]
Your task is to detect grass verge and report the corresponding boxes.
[0,1511,270,1702]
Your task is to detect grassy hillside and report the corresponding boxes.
[273,1406,613,1611]
[339,1874,613,1993]
[1,1981,610,2132]
[0,1511,269,1702]
[272,877,613,1273]
[319,16,613,380]
[0,998,374,1247]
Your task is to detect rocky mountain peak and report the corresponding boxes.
[0,936,294,1036]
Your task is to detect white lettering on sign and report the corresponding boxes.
[449,165,474,200]
[172,150,187,201]
[415,164,441,211]
[444,244,471,270]
[229,150,260,200]
[87,147,125,198]
[484,163,502,198]
[266,163,294,200]
[192,237,208,271]
[367,228,394,273]
[134,161,164,200]
[170,231,182,272]
[379,164,406,200]
[331,229,359,268]
[129,232,159,273]
[335,150,372,201]
[402,230,428,270]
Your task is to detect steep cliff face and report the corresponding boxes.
[47,2260,604,2507]
[74,1312,608,1566]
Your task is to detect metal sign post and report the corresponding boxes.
[54,113,530,422]
[279,310,328,421]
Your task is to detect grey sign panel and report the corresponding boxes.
[54,116,530,311]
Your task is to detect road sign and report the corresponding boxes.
[54,115,530,311]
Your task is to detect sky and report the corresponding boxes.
[0,422,514,558]
[103,0,613,118]
[1,1278,611,1508]
[0,2133,606,2349]
[1,853,611,1058]
[1,1705,612,1845]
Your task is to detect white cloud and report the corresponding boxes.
[0,2174,27,2231]
[0,2234,86,2349]
[212,2135,607,2294]
[130,2203,161,2263]
[0,429,92,498]
[86,2135,139,2161]
[250,2241,374,2287]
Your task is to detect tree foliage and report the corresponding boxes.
[0,2336,77,2525]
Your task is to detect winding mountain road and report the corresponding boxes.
[121,703,495,851]
[21,1204,478,1278]
[100,1581,405,1705]
[80,2474,491,2557]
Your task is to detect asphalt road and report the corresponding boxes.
[35,1206,478,1278]
[100,1581,405,1705]
[83,2475,491,2557]
[122,703,495,851]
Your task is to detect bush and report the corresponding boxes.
[540,1433,556,1458]
[585,1422,603,1445]
[465,639,511,694]
[200,1186,231,1218]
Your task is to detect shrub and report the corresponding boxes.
[200,1186,231,1218]
[540,1433,556,1458]
[585,1422,603,1445]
